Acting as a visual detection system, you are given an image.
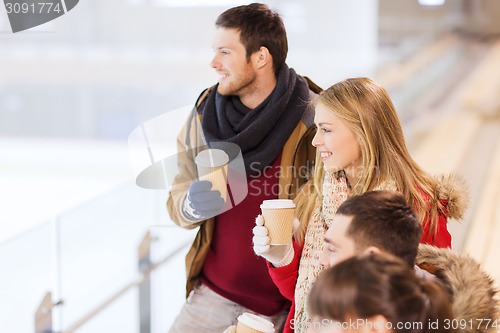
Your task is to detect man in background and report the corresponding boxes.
[167,3,319,332]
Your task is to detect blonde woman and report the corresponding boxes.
[253,77,467,332]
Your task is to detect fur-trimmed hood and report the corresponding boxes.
[434,173,469,220]
[416,244,499,333]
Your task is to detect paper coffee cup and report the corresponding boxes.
[237,313,275,333]
[195,149,229,201]
[260,199,296,245]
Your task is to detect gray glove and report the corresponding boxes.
[183,180,224,220]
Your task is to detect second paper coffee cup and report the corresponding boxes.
[236,313,275,333]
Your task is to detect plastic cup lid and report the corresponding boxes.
[260,199,295,209]
[195,149,229,167]
[237,313,275,333]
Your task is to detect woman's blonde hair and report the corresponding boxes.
[294,77,442,244]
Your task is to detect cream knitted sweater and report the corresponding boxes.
[293,172,396,331]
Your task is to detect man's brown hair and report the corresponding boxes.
[216,3,287,76]
[337,190,423,266]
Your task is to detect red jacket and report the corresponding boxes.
[269,203,453,333]
[267,242,303,333]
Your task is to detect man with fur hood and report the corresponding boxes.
[416,244,499,333]
[316,189,499,333]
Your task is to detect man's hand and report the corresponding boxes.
[183,180,224,220]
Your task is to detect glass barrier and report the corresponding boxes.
[152,250,189,331]
[68,286,140,333]
[0,223,52,332]
[0,180,196,333]
[150,226,196,331]
[57,183,195,331]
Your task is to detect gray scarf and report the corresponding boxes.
[201,65,311,176]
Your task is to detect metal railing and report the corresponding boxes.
[0,180,193,333]
[35,230,191,333]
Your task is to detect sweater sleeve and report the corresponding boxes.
[267,241,302,301]
[166,109,206,229]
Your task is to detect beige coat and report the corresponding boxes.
[167,84,319,297]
